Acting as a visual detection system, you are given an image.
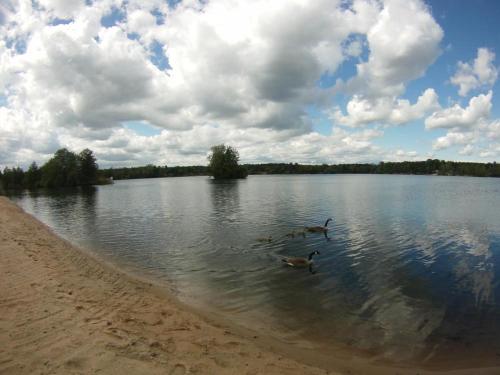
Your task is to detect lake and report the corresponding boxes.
[9,174,500,368]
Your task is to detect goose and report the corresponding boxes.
[306,218,332,233]
[285,229,306,238]
[256,236,272,243]
[282,250,320,268]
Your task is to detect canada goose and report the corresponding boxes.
[257,236,272,243]
[285,229,306,238]
[306,218,332,233]
[282,250,320,267]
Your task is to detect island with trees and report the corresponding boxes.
[207,144,248,179]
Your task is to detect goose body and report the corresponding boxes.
[257,236,272,243]
[282,250,320,267]
[306,218,332,233]
[285,229,306,238]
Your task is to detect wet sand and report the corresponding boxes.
[1,196,498,375]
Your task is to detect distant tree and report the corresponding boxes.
[24,162,42,189]
[79,148,98,185]
[208,144,248,179]
[1,167,25,189]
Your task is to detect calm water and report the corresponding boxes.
[9,175,500,366]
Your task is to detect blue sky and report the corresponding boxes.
[0,0,499,168]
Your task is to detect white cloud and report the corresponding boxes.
[50,124,386,168]
[342,0,443,97]
[8,0,499,167]
[334,88,439,127]
[459,144,474,156]
[478,144,500,158]
[331,0,443,129]
[0,105,61,166]
[425,91,492,130]
[388,149,420,161]
[486,119,500,140]
[38,0,85,19]
[426,98,500,157]
[1,0,389,137]
[432,131,475,151]
[451,48,498,97]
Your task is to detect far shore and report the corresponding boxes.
[1,196,499,375]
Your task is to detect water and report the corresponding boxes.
[9,174,500,367]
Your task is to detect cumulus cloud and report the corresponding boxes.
[478,144,500,158]
[426,98,500,153]
[432,131,475,151]
[425,91,492,130]
[389,149,421,162]
[46,123,386,168]
[38,0,86,19]
[6,0,495,168]
[486,120,500,140]
[459,144,474,156]
[341,0,443,97]
[426,49,499,155]
[334,88,439,127]
[1,0,386,135]
[331,0,443,129]
[451,48,498,97]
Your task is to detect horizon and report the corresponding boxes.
[5,151,499,172]
[1,0,500,169]
[101,158,497,169]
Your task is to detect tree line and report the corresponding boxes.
[244,159,500,177]
[100,159,500,180]
[99,164,207,180]
[0,148,100,190]
[2,150,500,192]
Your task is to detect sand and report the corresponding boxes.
[1,196,499,375]
[0,196,338,375]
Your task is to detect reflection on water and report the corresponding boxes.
[10,175,500,367]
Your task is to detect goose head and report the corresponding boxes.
[308,250,320,260]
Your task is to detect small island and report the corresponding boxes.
[207,144,248,179]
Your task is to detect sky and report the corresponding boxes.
[0,0,499,168]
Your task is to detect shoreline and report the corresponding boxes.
[1,196,499,375]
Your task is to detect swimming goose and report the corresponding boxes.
[256,236,272,243]
[285,229,306,238]
[306,218,332,233]
[282,250,320,267]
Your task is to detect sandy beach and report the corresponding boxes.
[0,196,332,375]
[1,196,499,375]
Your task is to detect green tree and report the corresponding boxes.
[208,144,248,179]
[1,167,25,189]
[79,148,98,185]
[24,162,42,189]
[41,148,80,187]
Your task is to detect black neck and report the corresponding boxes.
[324,218,332,227]
[308,252,316,260]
